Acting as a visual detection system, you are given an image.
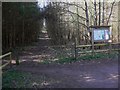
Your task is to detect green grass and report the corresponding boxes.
[42,60,52,64]
[2,69,58,88]
[55,57,75,64]
[78,53,111,60]
[42,51,118,64]
[2,70,31,88]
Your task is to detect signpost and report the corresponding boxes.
[90,26,111,56]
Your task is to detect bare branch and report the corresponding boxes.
[106,1,115,25]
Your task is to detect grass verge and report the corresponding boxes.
[2,70,31,88]
[42,51,118,64]
[2,69,57,88]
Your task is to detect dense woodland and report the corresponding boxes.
[2,1,118,53]
[44,1,118,45]
[2,2,43,53]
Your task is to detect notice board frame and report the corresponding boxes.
[90,26,111,55]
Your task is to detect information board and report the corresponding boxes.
[93,29,110,41]
[90,26,111,56]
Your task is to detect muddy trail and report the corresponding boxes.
[9,31,119,88]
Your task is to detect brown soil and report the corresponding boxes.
[10,31,119,88]
[13,58,118,88]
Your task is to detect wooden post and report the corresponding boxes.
[15,48,19,65]
[16,54,19,65]
[108,40,112,54]
[74,37,77,60]
[9,52,12,68]
[108,26,112,55]
[92,29,94,56]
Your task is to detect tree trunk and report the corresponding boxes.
[13,20,16,47]
[22,20,25,46]
[94,0,97,26]
[102,1,105,25]
[107,2,115,25]
[85,1,90,44]
[85,1,89,31]
[99,0,101,26]
[77,3,80,45]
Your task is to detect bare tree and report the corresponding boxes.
[85,0,90,32]
[94,0,97,26]
[107,1,115,25]
[102,1,105,25]
[99,0,101,26]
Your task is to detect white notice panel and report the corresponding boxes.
[93,29,110,41]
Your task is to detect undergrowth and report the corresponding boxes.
[42,51,118,64]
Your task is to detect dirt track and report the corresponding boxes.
[13,57,118,88]
[12,31,118,88]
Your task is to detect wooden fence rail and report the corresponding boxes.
[0,43,119,68]
[77,43,120,48]
[49,43,119,57]
[0,52,12,69]
[49,42,120,48]
[77,49,120,54]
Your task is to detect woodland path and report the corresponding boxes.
[12,31,118,88]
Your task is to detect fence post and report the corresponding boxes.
[9,52,12,68]
[92,29,94,56]
[16,54,19,65]
[108,40,112,54]
[15,48,19,65]
[74,37,77,60]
